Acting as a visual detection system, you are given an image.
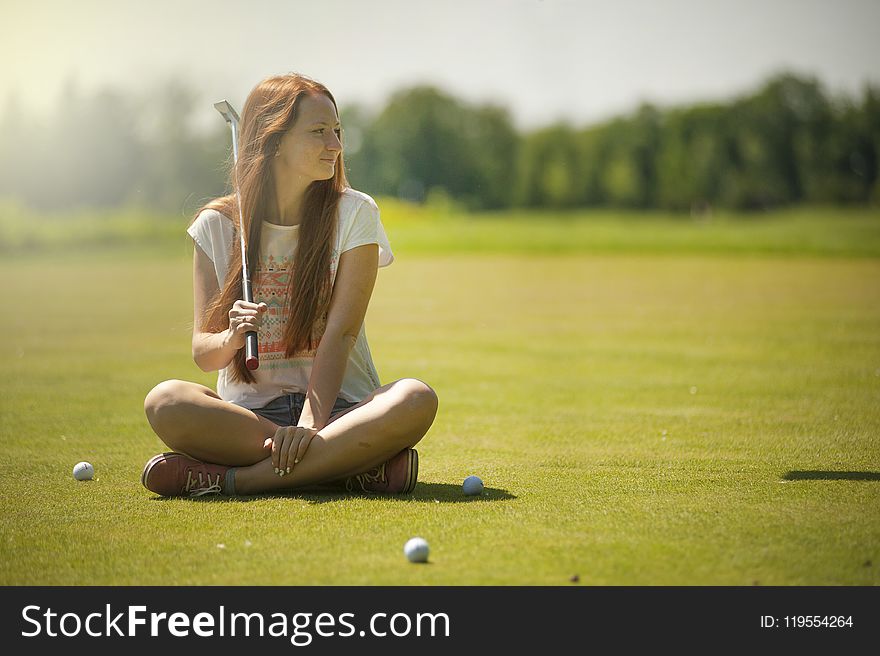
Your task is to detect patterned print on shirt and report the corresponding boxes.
[252,251,337,367]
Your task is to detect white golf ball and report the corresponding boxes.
[404,537,429,563]
[72,461,94,481]
[462,475,483,496]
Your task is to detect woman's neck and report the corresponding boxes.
[268,200,303,226]
[271,175,310,226]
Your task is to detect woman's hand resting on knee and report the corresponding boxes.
[263,426,318,476]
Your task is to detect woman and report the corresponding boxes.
[141,73,438,497]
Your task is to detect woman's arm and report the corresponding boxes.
[191,243,236,371]
[298,243,379,430]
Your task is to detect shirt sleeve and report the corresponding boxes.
[186,209,234,287]
[340,197,394,268]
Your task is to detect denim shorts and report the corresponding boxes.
[250,392,359,427]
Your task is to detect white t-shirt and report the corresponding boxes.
[186,187,394,408]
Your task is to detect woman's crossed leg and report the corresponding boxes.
[142,378,438,496]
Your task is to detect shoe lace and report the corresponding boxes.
[185,470,223,497]
[346,463,387,492]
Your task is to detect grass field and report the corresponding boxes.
[1,204,878,585]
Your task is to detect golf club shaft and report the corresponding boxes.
[217,101,259,370]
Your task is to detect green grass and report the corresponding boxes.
[380,201,880,258]
[0,209,879,585]
[2,196,879,257]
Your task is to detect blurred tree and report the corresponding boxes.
[571,126,604,206]
[0,93,34,203]
[830,86,879,204]
[364,86,471,203]
[0,71,876,214]
[597,118,641,207]
[358,85,517,210]
[13,78,144,211]
[655,103,730,211]
[516,122,580,208]
[467,103,519,209]
[722,73,837,209]
[129,77,227,215]
[337,101,373,186]
[628,103,662,207]
[864,85,880,205]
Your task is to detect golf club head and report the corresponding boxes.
[213,100,240,126]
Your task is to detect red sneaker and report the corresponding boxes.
[141,452,230,497]
[344,448,418,494]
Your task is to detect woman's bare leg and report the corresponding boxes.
[233,378,438,494]
[144,380,278,466]
[143,378,438,493]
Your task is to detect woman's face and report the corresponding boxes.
[273,92,342,185]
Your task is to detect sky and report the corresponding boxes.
[2,0,879,132]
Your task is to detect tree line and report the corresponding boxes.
[0,71,876,215]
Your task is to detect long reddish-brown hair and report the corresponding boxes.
[191,73,349,383]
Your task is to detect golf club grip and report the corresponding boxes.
[242,276,259,370]
[245,331,259,370]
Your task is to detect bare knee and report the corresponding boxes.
[393,378,439,431]
[144,379,193,430]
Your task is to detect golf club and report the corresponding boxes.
[214,99,259,370]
